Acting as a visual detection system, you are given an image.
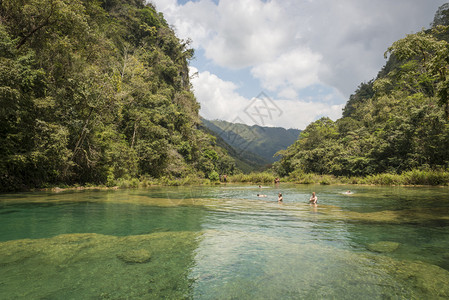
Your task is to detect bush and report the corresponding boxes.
[228,172,275,183]
[208,171,219,182]
[364,173,401,185]
[403,169,449,185]
[361,169,449,186]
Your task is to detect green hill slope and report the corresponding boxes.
[198,123,268,173]
[274,5,449,178]
[0,0,235,190]
[202,119,301,167]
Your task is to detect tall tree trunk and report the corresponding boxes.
[63,107,94,178]
[131,119,140,149]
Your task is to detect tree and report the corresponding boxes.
[432,3,449,27]
[343,81,374,118]
[0,0,236,191]
[386,26,449,117]
[275,24,449,178]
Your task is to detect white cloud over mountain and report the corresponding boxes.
[154,0,445,128]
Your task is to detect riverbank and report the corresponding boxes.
[224,169,449,186]
[282,169,449,186]
[5,168,449,193]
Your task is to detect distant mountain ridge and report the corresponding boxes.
[201,119,301,170]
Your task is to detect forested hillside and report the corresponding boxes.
[274,4,449,179]
[202,119,301,167]
[199,122,268,173]
[0,0,235,191]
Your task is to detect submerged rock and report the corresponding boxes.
[0,231,202,299]
[367,241,400,253]
[117,249,151,264]
[375,257,449,298]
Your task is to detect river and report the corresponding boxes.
[1,184,449,299]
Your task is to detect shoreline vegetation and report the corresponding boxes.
[2,2,449,194]
[26,169,449,193]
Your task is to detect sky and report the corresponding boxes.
[152,0,447,129]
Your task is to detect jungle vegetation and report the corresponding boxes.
[0,0,236,191]
[3,1,449,191]
[274,4,449,185]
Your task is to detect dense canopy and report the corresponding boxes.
[0,0,235,191]
[274,20,449,178]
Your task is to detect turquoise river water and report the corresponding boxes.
[1,184,449,299]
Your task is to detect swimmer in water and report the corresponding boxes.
[278,193,283,203]
[257,194,267,198]
[309,192,317,205]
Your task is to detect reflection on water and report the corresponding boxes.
[1,185,449,298]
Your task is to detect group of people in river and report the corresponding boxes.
[257,185,284,203]
[256,183,353,205]
[257,192,284,203]
[257,184,318,205]
[255,176,353,205]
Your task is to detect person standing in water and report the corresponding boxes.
[309,192,317,205]
[278,193,283,203]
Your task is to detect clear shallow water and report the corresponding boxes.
[1,184,449,299]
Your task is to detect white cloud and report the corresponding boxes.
[190,67,344,129]
[275,100,344,129]
[155,0,446,128]
[296,0,446,96]
[189,67,248,122]
[204,0,288,68]
[154,0,219,48]
[157,0,445,96]
[156,0,293,68]
[277,87,298,100]
[251,48,322,98]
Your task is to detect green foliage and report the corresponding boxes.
[275,23,449,181]
[208,171,219,182]
[432,3,449,27]
[278,169,449,186]
[342,81,375,118]
[358,169,449,186]
[285,170,337,185]
[273,117,339,175]
[202,119,301,167]
[0,0,234,191]
[228,172,275,183]
[402,169,449,185]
